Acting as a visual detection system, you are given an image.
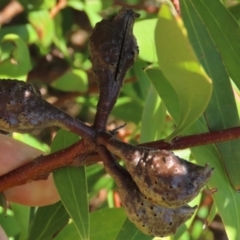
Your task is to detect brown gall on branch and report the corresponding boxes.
[0,79,95,139]
[89,8,139,130]
[98,146,196,237]
[98,134,213,208]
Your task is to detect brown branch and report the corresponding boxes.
[2,125,240,193]
[0,139,94,193]
[138,126,240,150]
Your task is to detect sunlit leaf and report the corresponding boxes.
[13,133,50,153]
[67,0,84,10]
[133,19,158,62]
[155,4,212,140]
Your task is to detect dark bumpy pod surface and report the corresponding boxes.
[98,146,196,237]
[89,8,139,129]
[89,7,139,85]
[0,79,73,133]
[107,138,213,208]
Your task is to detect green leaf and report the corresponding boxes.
[28,10,54,48]
[55,208,127,240]
[52,130,89,240]
[185,118,240,240]
[11,203,30,239]
[51,69,88,92]
[86,164,110,198]
[146,68,179,123]
[155,4,212,140]
[90,208,127,240]
[184,0,240,89]
[0,207,20,237]
[140,84,166,143]
[0,34,31,80]
[0,24,38,44]
[112,97,143,124]
[83,0,103,28]
[115,218,151,240]
[13,133,50,153]
[133,19,158,62]
[27,201,69,240]
[180,0,240,192]
[53,14,69,57]
[131,60,151,101]
[53,222,79,240]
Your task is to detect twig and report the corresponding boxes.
[0,139,93,192]
[2,125,240,193]
[138,126,240,150]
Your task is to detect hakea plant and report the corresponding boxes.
[0,7,220,237]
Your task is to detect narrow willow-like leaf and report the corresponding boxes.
[184,0,240,89]
[27,201,69,240]
[115,218,151,240]
[11,203,30,239]
[140,84,166,143]
[155,4,212,140]
[52,130,89,240]
[180,0,240,193]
